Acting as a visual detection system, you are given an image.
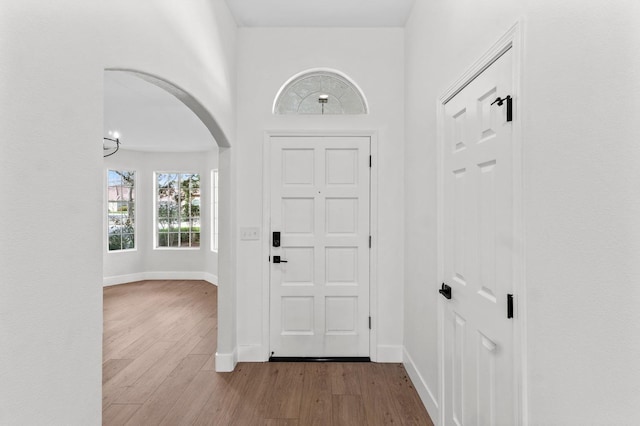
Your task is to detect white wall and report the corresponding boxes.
[104,1,237,140]
[403,0,640,424]
[0,0,236,423]
[103,149,218,285]
[236,28,405,361]
[0,2,103,424]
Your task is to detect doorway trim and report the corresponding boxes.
[261,130,379,362]
[436,21,526,426]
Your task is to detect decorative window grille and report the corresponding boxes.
[274,70,368,115]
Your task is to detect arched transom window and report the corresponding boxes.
[274,70,368,115]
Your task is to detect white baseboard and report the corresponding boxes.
[103,273,146,287]
[403,347,439,422]
[203,273,218,286]
[103,271,218,287]
[215,349,238,372]
[144,271,208,281]
[376,345,403,362]
[238,344,268,362]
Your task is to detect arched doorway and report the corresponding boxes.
[101,69,235,376]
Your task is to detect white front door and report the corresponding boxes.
[442,49,516,425]
[269,136,370,358]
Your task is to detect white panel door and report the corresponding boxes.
[442,50,516,426]
[270,136,370,358]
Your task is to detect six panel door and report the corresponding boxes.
[442,49,516,426]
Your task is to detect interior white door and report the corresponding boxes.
[442,49,516,426]
[269,136,370,358]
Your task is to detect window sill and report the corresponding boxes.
[153,247,202,251]
[107,248,137,254]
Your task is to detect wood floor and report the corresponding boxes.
[103,280,433,425]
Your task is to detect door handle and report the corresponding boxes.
[439,283,452,300]
[273,256,288,264]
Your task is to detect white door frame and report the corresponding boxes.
[436,21,526,426]
[262,130,379,361]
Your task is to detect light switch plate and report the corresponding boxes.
[240,227,260,240]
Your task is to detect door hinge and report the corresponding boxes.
[369,235,372,248]
[368,316,372,330]
[369,155,372,168]
[507,294,514,319]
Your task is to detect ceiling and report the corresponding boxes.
[224,0,416,27]
[104,3,416,153]
[104,71,216,153]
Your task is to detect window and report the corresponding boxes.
[274,69,368,115]
[107,170,135,251]
[156,172,200,248]
[211,169,219,252]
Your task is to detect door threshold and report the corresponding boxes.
[269,356,371,363]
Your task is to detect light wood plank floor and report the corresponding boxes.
[103,280,434,425]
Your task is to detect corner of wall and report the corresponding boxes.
[203,273,218,286]
[376,345,404,362]
[237,344,268,362]
[215,347,238,372]
[403,346,439,423]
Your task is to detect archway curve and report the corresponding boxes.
[272,67,369,115]
[102,67,236,372]
[105,68,231,148]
